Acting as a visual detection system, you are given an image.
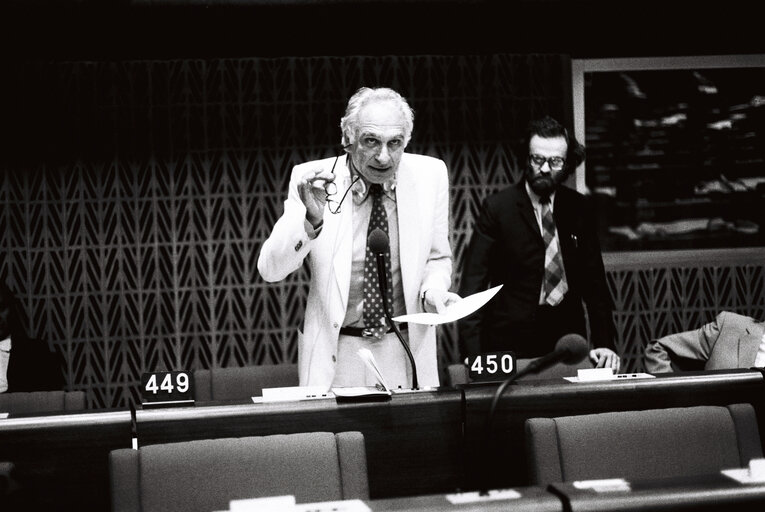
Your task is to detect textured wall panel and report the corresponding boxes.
[12,54,750,409]
[607,261,765,373]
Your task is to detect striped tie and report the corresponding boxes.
[540,197,568,306]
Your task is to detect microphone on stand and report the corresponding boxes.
[367,228,419,390]
[480,334,589,494]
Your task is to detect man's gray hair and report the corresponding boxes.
[340,87,415,147]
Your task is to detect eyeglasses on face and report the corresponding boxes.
[529,154,566,171]
[358,137,405,152]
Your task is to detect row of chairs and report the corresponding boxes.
[104,402,762,511]
[0,390,86,415]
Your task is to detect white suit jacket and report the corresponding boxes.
[257,153,453,388]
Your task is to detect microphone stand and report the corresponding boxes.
[479,335,589,494]
[484,354,557,451]
[374,251,419,390]
[480,371,522,494]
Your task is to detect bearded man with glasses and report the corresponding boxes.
[258,87,460,389]
[458,116,620,372]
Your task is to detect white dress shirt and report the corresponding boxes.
[755,332,765,367]
[0,337,11,393]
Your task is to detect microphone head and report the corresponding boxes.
[368,227,390,254]
[555,333,589,364]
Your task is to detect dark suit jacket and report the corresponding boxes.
[458,181,614,358]
[1,282,65,393]
[6,334,65,393]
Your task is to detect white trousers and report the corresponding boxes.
[332,330,413,390]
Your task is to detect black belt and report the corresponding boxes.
[339,323,408,338]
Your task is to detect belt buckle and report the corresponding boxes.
[361,328,375,338]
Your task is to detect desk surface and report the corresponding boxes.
[551,472,765,512]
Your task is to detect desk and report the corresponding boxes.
[462,369,765,490]
[135,389,465,499]
[550,473,765,511]
[368,486,562,511]
[3,370,764,511]
[0,409,132,511]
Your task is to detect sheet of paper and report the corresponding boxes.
[446,489,522,504]
[230,497,371,512]
[230,495,295,511]
[573,478,631,492]
[357,348,390,391]
[260,386,333,402]
[296,500,371,512]
[564,372,656,383]
[392,285,503,326]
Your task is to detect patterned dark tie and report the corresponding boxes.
[540,197,568,306]
[363,184,393,338]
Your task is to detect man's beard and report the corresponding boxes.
[526,172,558,198]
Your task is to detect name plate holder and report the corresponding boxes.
[467,351,517,383]
[141,370,195,408]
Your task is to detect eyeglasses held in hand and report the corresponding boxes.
[529,154,566,171]
[324,153,361,215]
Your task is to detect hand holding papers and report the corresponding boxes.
[392,285,503,326]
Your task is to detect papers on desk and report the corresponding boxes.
[392,285,503,326]
[229,495,371,511]
[230,495,295,511]
[259,386,333,403]
[573,478,631,492]
[722,458,765,483]
[564,372,656,383]
[446,489,522,504]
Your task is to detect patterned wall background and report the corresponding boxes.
[0,54,567,408]
[608,257,765,372]
[2,54,762,409]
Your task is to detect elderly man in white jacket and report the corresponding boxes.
[258,87,459,389]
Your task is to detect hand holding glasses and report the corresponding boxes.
[323,152,361,215]
[299,149,359,226]
[298,165,337,227]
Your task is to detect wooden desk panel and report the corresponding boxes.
[462,369,765,491]
[135,389,465,499]
[0,410,133,511]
